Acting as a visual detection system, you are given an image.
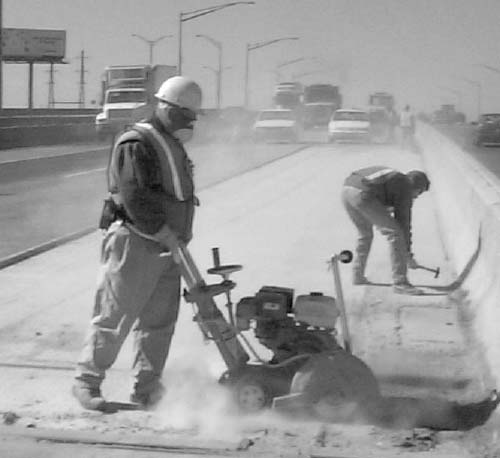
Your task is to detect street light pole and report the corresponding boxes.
[244,36,299,108]
[292,69,326,80]
[275,57,306,82]
[203,64,231,107]
[463,78,482,119]
[479,64,500,75]
[178,1,254,76]
[132,34,172,65]
[196,34,222,109]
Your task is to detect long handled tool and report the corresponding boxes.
[416,264,440,278]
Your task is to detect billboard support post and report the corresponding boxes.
[28,62,34,109]
[2,28,66,108]
[0,0,3,110]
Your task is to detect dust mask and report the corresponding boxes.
[173,128,194,143]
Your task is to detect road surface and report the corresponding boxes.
[0,136,497,457]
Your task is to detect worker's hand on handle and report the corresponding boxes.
[407,253,419,269]
[154,224,182,263]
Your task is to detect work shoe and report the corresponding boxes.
[456,389,500,430]
[353,274,370,285]
[130,384,165,410]
[393,282,424,296]
[72,382,106,411]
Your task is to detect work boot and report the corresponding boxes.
[72,382,106,411]
[352,271,369,285]
[393,282,424,296]
[455,390,500,430]
[130,384,165,410]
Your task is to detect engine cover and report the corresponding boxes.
[294,292,339,329]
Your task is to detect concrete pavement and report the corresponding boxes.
[0,139,497,457]
[0,142,108,164]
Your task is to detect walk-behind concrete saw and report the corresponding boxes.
[173,241,375,414]
[172,243,500,430]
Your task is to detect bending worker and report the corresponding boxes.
[341,166,430,295]
[72,76,202,411]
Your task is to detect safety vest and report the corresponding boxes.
[108,122,196,242]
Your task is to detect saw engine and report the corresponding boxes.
[235,286,342,364]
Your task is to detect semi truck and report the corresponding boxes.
[367,91,397,142]
[95,64,177,139]
[273,81,303,110]
[368,91,395,112]
[302,84,342,129]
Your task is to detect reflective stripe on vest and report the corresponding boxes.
[135,122,186,201]
[364,167,395,182]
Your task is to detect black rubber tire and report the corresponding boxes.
[234,372,273,413]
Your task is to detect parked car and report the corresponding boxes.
[328,109,371,143]
[302,103,335,129]
[252,108,301,143]
[472,113,500,146]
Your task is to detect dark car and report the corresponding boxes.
[472,113,500,146]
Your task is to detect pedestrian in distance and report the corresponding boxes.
[399,104,416,149]
[72,76,203,411]
[341,166,430,295]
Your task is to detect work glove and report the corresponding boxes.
[154,224,182,263]
[407,254,419,269]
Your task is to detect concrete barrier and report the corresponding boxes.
[416,122,500,384]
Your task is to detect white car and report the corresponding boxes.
[328,109,371,143]
[252,109,301,143]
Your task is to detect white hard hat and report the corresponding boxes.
[155,76,202,112]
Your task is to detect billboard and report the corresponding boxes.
[1,28,66,62]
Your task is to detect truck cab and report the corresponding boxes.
[95,64,177,140]
[95,87,151,140]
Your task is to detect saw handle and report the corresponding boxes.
[207,247,243,279]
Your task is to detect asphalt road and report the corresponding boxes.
[1,124,498,263]
[434,123,500,178]
[0,138,492,458]
[0,140,308,261]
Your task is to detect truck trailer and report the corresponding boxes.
[302,84,342,129]
[95,64,177,140]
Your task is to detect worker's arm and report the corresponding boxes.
[390,177,414,254]
[110,140,175,242]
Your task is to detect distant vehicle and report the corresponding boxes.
[95,64,177,140]
[368,92,395,111]
[273,81,303,110]
[252,108,302,143]
[328,108,371,143]
[367,92,397,142]
[302,84,342,129]
[302,102,336,129]
[472,113,500,146]
[431,104,466,125]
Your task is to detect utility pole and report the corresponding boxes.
[47,63,56,108]
[78,50,87,108]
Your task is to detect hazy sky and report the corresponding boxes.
[3,0,500,119]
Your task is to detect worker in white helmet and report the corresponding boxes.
[73,76,202,411]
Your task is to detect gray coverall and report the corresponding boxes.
[76,117,196,397]
[342,166,413,284]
